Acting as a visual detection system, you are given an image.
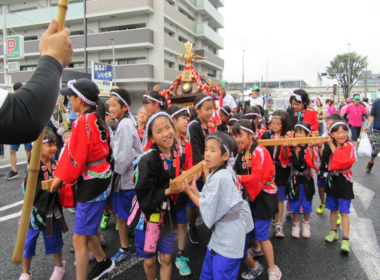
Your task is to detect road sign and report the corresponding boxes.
[91,61,113,93]
[6,35,24,60]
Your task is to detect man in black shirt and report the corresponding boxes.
[0,19,73,144]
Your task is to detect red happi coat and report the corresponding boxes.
[287,106,319,131]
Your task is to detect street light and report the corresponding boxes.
[242,50,246,102]
[348,43,351,97]
[266,63,268,100]
[110,39,116,86]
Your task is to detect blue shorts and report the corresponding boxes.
[288,184,313,214]
[113,189,135,220]
[10,143,33,151]
[277,185,287,201]
[74,200,107,236]
[252,207,271,241]
[23,222,63,258]
[350,125,361,142]
[187,178,203,207]
[135,229,175,259]
[326,194,351,213]
[317,176,326,188]
[106,190,114,205]
[176,206,187,224]
[200,248,241,280]
[242,233,251,260]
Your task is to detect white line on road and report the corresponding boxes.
[353,181,375,211]
[0,200,23,212]
[0,210,21,222]
[0,161,27,170]
[103,255,143,279]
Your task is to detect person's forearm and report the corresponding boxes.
[367,116,375,127]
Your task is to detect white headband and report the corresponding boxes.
[245,113,261,118]
[67,79,96,106]
[171,107,189,119]
[268,115,281,122]
[230,118,239,122]
[110,91,127,105]
[42,139,49,143]
[62,132,71,140]
[194,96,213,109]
[289,91,302,102]
[240,126,255,134]
[206,135,230,156]
[142,112,173,145]
[329,122,348,133]
[137,106,145,115]
[221,107,231,116]
[294,124,311,134]
[144,94,163,106]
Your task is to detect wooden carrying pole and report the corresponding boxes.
[12,0,69,265]
[170,136,324,190]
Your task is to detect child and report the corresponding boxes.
[283,122,315,238]
[244,107,267,140]
[309,121,356,253]
[59,130,72,161]
[51,78,114,280]
[137,106,149,142]
[105,103,114,124]
[261,110,292,238]
[232,120,282,280]
[20,129,67,280]
[286,89,318,131]
[183,131,255,280]
[186,94,216,244]
[217,105,232,134]
[108,89,143,265]
[133,112,182,280]
[167,104,193,276]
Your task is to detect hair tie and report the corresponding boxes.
[144,94,163,106]
[194,96,213,109]
[288,91,302,102]
[329,122,348,133]
[67,79,96,106]
[294,124,311,134]
[171,107,190,119]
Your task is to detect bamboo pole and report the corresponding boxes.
[12,0,69,265]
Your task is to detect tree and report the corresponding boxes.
[326,52,368,99]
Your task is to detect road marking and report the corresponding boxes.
[353,181,375,211]
[0,200,23,212]
[103,255,143,279]
[0,210,21,222]
[0,161,27,170]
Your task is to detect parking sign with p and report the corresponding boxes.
[6,35,24,60]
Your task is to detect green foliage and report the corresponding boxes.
[326,52,368,98]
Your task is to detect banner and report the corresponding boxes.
[91,61,113,93]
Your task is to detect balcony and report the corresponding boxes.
[164,1,196,33]
[164,34,186,54]
[195,0,224,28]
[196,23,224,49]
[209,0,224,7]
[194,49,224,70]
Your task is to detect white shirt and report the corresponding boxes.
[221,94,237,109]
[248,96,264,107]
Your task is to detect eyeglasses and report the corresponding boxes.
[271,122,282,126]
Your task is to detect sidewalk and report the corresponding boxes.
[0,145,28,168]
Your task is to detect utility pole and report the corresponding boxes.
[348,43,351,97]
[84,0,88,73]
[266,63,268,99]
[364,67,367,98]
[260,76,263,96]
[110,39,116,86]
[242,50,245,102]
[2,5,8,85]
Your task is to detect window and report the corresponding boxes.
[100,24,146,33]
[169,62,174,69]
[70,30,84,36]
[179,65,185,71]
[24,36,38,41]
[118,60,127,65]
[21,65,37,71]
[127,58,146,65]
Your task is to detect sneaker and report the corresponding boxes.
[87,257,115,280]
[19,273,32,280]
[49,261,65,280]
[268,265,282,280]
[99,235,106,247]
[302,223,311,238]
[100,215,110,229]
[6,170,18,180]
[366,162,374,174]
[337,213,341,226]
[325,231,339,242]
[111,248,132,265]
[188,224,200,244]
[115,221,118,231]
[316,203,325,214]
[89,251,95,262]
[292,224,300,238]
[275,224,284,238]
[241,261,264,280]
[248,246,264,258]
[341,240,350,253]
[68,208,76,214]
[175,255,191,276]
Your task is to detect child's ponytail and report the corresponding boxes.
[95,99,108,132]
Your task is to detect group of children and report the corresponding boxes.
[19,81,357,280]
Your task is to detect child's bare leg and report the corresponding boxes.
[277,201,284,223]
[117,218,130,248]
[304,213,311,222]
[160,253,172,280]
[242,254,258,269]
[341,213,350,237]
[250,239,261,250]
[73,233,89,280]
[143,256,157,280]
[260,240,276,270]
[53,250,63,266]
[293,213,299,223]
[318,187,325,204]
[22,257,32,274]
[177,223,187,252]
[87,235,106,261]
[330,210,338,230]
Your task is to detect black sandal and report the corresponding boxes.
[366,162,374,174]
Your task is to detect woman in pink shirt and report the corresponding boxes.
[343,95,369,149]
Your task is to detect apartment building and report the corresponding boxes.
[0,0,224,111]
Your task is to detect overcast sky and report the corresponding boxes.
[219,0,380,87]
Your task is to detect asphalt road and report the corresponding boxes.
[0,156,379,280]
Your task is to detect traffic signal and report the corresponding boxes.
[319,73,327,77]
[332,84,337,95]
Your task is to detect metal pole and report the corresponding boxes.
[111,39,116,86]
[348,43,351,97]
[260,76,263,96]
[2,6,8,85]
[364,67,367,98]
[266,63,268,99]
[242,50,245,102]
[84,0,88,73]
